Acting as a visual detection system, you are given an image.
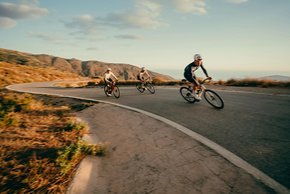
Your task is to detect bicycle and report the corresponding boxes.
[180,77,224,109]
[104,81,120,98]
[136,78,155,94]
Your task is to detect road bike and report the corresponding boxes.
[104,81,120,98]
[180,77,224,109]
[136,79,155,94]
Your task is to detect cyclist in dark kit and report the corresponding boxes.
[184,54,211,100]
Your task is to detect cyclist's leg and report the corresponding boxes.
[141,77,145,88]
[107,79,113,93]
[191,75,203,100]
[184,73,195,91]
[191,75,200,91]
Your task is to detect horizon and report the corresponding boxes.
[152,68,290,81]
[0,0,290,78]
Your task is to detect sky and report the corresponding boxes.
[0,0,290,79]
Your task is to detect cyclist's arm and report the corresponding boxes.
[200,64,209,77]
[145,70,152,81]
[111,72,118,81]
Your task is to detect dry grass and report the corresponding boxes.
[0,61,107,193]
[54,78,103,88]
[0,91,106,193]
[0,62,81,88]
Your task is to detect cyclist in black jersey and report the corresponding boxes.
[184,54,211,100]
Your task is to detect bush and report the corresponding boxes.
[57,140,106,175]
[63,120,87,132]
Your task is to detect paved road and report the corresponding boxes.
[8,82,290,189]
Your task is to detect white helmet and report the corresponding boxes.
[194,54,202,61]
[107,67,112,71]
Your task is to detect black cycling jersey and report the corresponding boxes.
[184,61,208,77]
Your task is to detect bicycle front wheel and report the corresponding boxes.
[136,83,145,93]
[180,87,196,103]
[204,89,224,109]
[113,86,120,98]
[146,83,155,94]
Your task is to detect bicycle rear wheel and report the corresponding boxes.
[136,83,145,93]
[180,87,196,103]
[113,86,120,98]
[204,89,224,109]
[146,83,155,94]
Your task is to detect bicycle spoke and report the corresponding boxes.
[180,87,196,103]
[146,83,155,94]
[204,89,224,109]
[113,86,120,98]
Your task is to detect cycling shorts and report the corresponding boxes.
[184,72,198,85]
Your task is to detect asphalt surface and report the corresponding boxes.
[68,103,276,194]
[7,82,290,190]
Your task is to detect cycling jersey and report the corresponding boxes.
[184,61,208,84]
[104,71,118,83]
[137,70,150,80]
[184,61,208,77]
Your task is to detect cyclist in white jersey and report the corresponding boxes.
[137,67,151,89]
[104,68,118,96]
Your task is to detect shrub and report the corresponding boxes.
[63,120,87,132]
[57,140,106,175]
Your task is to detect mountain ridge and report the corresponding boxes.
[0,48,174,81]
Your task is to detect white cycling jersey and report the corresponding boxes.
[104,71,118,82]
[139,70,150,80]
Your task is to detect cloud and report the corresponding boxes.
[0,17,16,29]
[112,0,164,28]
[114,34,143,40]
[64,14,102,37]
[28,32,55,41]
[226,0,248,4]
[93,0,164,29]
[171,0,207,15]
[0,2,48,29]
[86,47,99,51]
[0,2,48,19]
[64,0,164,39]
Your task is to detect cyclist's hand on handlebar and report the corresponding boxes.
[207,76,212,80]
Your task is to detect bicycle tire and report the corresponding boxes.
[136,83,145,93]
[113,86,120,98]
[180,87,196,103]
[204,89,224,109]
[104,85,111,97]
[146,83,155,94]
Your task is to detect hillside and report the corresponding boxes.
[257,75,290,82]
[0,62,81,88]
[0,48,175,81]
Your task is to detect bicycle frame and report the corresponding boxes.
[136,78,155,94]
[107,81,116,91]
[104,80,120,98]
[197,77,212,95]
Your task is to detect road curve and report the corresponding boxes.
[7,81,290,193]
